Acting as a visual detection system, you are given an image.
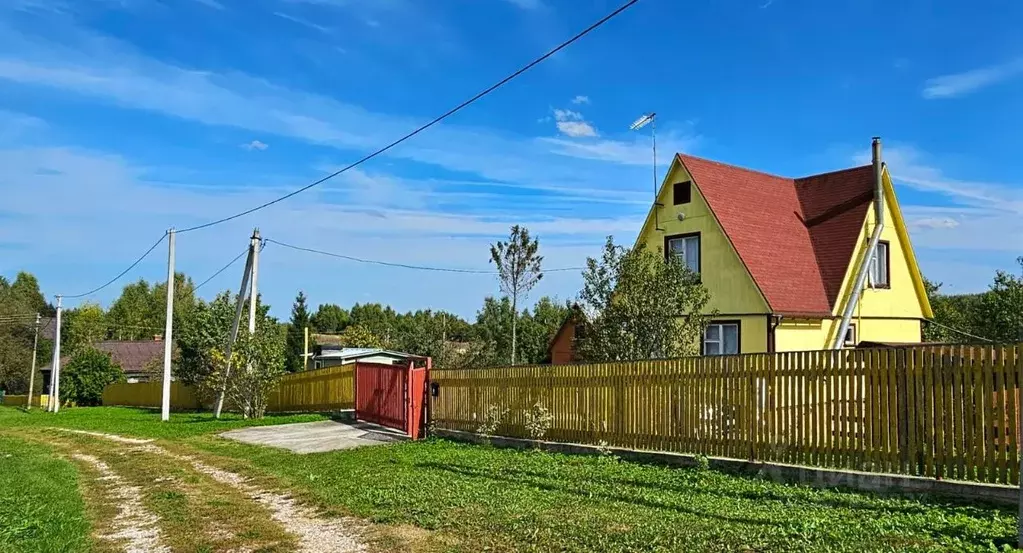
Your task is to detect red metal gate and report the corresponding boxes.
[354,359,430,439]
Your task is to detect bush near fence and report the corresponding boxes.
[430,344,1023,485]
[100,364,355,413]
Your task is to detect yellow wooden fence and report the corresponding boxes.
[267,364,354,412]
[102,381,202,410]
[431,344,1023,484]
[1,394,49,408]
[100,365,355,413]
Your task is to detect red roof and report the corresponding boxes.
[676,154,875,316]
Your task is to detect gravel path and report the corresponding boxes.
[64,430,366,553]
[71,453,171,553]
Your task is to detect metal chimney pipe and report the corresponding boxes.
[831,137,887,349]
[872,137,884,224]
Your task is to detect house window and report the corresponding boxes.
[665,233,700,274]
[314,360,322,370]
[843,324,857,347]
[673,181,692,205]
[704,322,739,356]
[869,241,890,288]
[572,323,586,343]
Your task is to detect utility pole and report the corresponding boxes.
[303,325,309,372]
[214,230,256,419]
[160,228,176,422]
[26,314,40,410]
[248,229,260,337]
[49,296,62,413]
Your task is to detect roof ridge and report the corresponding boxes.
[795,164,872,183]
[676,152,794,181]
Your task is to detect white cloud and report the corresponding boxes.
[856,145,1023,214]
[906,216,959,231]
[556,120,598,138]
[922,58,1023,99]
[503,0,543,9]
[273,11,332,34]
[552,108,598,138]
[191,0,224,9]
[241,140,268,151]
[570,95,589,105]
[543,130,701,166]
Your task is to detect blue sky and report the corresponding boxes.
[0,0,1021,320]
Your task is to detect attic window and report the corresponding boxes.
[843,324,857,347]
[673,181,692,205]
[869,241,890,289]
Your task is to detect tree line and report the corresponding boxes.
[2,234,1019,416]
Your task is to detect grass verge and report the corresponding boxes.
[0,435,91,553]
[2,406,1018,552]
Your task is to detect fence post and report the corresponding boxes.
[897,348,909,473]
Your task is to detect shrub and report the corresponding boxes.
[523,401,553,442]
[61,348,124,406]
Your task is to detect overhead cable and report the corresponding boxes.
[264,238,583,274]
[175,0,641,233]
[63,232,168,299]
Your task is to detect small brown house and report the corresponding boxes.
[547,307,585,365]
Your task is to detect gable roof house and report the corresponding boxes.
[550,138,932,362]
[40,338,170,389]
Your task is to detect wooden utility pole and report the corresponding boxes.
[26,314,39,410]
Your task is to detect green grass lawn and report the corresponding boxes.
[1,406,1018,552]
[0,435,91,553]
[0,405,327,439]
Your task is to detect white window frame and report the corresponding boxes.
[869,241,890,288]
[843,323,857,347]
[703,322,739,356]
[666,234,701,274]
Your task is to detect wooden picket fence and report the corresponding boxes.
[267,364,354,412]
[431,344,1023,484]
[101,364,355,413]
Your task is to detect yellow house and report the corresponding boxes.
[634,138,933,355]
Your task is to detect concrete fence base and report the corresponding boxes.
[433,428,1018,508]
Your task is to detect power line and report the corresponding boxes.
[927,320,995,343]
[64,232,168,300]
[176,0,641,234]
[265,238,584,274]
[194,247,250,291]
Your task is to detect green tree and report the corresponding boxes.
[0,271,51,393]
[489,225,543,365]
[176,291,272,391]
[979,257,1023,342]
[60,347,124,406]
[517,297,572,365]
[209,318,286,419]
[576,237,712,362]
[334,324,383,349]
[923,278,987,342]
[106,279,158,340]
[62,302,108,355]
[310,303,350,333]
[286,291,311,372]
[466,296,515,367]
[349,303,397,343]
[8,272,50,316]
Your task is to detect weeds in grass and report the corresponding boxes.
[523,401,552,442]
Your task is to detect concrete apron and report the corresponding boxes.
[221,420,406,454]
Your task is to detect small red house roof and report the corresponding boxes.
[675,154,876,317]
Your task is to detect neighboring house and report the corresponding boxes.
[550,139,932,361]
[547,306,586,365]
[40,338,169,387]
[312,346,415,369]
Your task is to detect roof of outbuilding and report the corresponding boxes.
[675,154,877,316]
[41,340,168,374]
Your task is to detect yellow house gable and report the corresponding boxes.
[629,150,933,355]
[635,157,770,315]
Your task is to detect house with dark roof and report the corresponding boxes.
[550,138,933,362]
[40,339,169,388]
